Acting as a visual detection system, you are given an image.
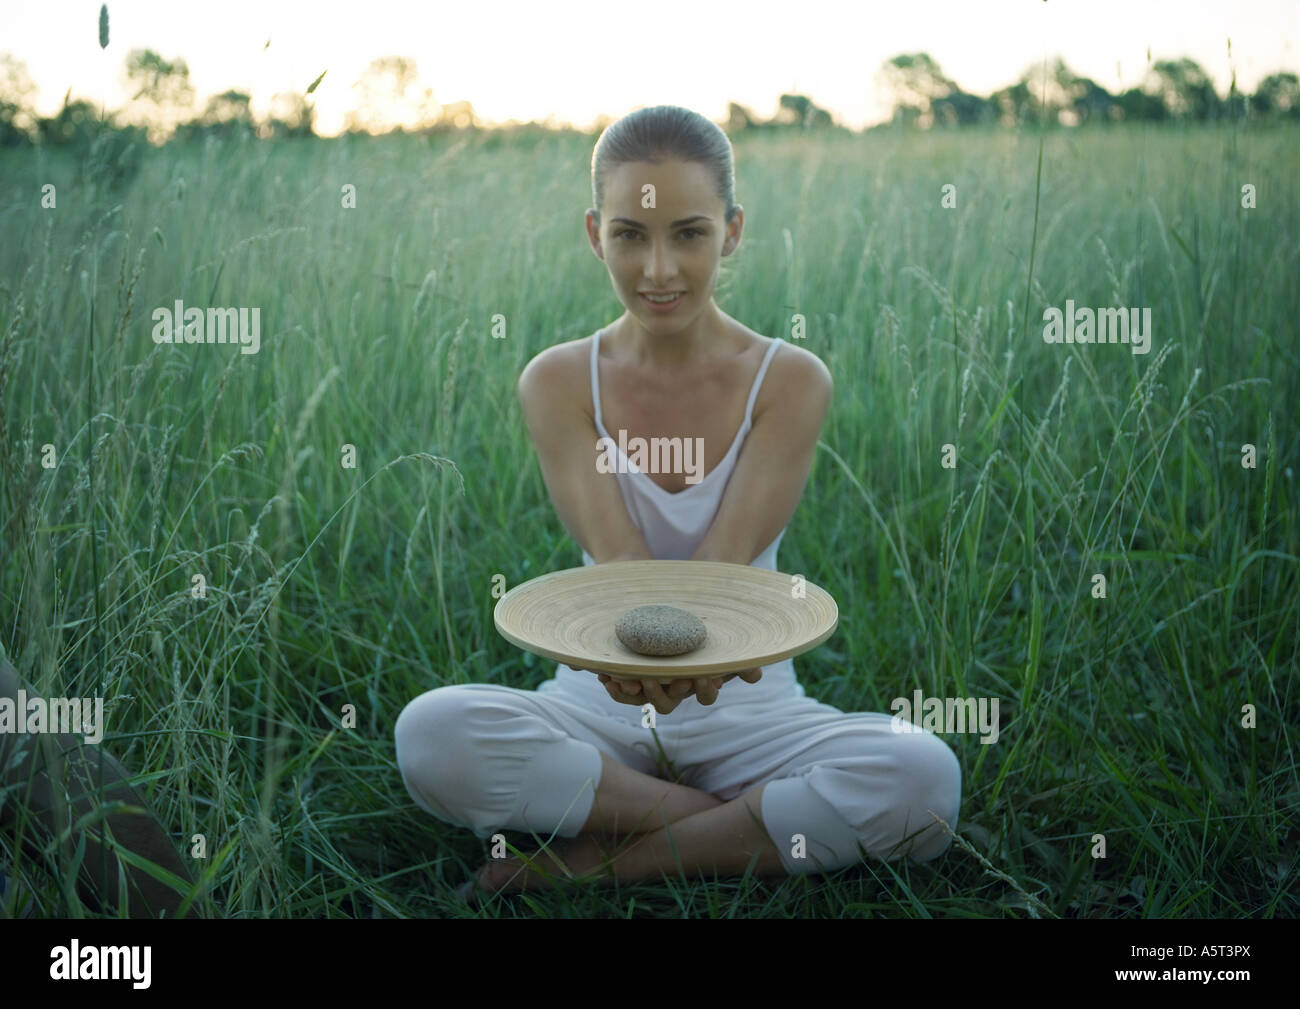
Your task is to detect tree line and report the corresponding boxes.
[868,52,1299,128]
[2,47,1296,154]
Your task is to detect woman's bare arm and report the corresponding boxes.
[690,345,833,565]
[517,343,654,565]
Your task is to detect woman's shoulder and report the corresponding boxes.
[516,333,594,407]
[520,332,591,370]
[737,325,832,392]
[730,320,823,361]
[742,328,833,420]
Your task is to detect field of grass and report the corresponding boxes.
[0,120,1296,917]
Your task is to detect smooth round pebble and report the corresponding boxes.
[615,604,707,657]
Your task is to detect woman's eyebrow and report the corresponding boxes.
[609,215,713,228]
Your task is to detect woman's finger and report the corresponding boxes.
[603,678,643,705]
[693,677,720,706]
[640,678,680,714]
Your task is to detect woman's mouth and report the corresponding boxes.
[640,292,685,312]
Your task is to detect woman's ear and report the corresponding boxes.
[585,209,604,259]
[722,205,743,256]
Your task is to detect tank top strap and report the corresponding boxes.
[590,328,605,429]
[743,337,784,429]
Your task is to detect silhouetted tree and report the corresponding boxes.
[889,104,923,127]
[987,81,1034,126]
[36,97,100,146]
[880,53,954,107]
[0,54,36,145]
[878,52,956,127]
[1014,59,1076,125]
[872,51,1286,127]
[1049,60,1121,124]
[203,90,253,124]
[265,91,315,137]
[174,89,255,142]
[123,48,194,139]
[423,99,479,134]
[1068,77,1120,123]
[1251,72,1300,118]
[931,89,994,126]
[346,56,436,134]
[771,93,833,128]
[1116,87,1169,121]
[1145,58,1221,120]
[124,48,193,107]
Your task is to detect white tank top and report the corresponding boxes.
[584,326,787,567]
[545,326,804,702]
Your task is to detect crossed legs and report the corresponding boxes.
[473,750,783,892]
[395,684,961,897]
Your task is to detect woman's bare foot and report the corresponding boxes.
[471,834,614,894]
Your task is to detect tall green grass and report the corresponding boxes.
[0,121,1296,917]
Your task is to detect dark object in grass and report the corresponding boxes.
[0,656,200,918]
[615,604,707,657]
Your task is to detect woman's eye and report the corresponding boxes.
[614,229,703,239]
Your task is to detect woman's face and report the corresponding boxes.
[586,158,742,327]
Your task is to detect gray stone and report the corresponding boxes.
[615,604,707,657]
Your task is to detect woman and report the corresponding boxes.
[395,105,961,897]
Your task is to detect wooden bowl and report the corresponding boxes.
[493,560,838,679]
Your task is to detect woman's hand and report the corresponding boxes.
[571,665,763,714]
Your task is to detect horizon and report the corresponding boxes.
[4,0,1297,135]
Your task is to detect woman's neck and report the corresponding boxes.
[608,305,741,370]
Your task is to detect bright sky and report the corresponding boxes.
[6,0,1298,133]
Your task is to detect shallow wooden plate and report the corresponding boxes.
[493,560,838,679]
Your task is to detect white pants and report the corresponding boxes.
[394,662,962,875]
